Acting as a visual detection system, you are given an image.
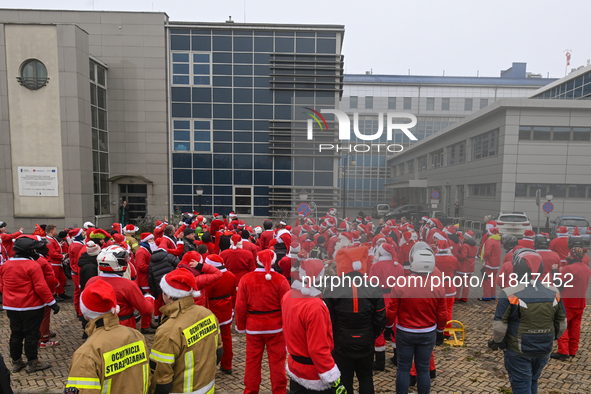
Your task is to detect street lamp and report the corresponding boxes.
[195,186,203,213]
[342,155,356,219]
[544,194,553,233]
[299,189,309,202]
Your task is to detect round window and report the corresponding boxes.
[18,59,49,90]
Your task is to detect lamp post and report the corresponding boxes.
[342,155,356,219]
[544,194,553,233]
[195,186,203,213]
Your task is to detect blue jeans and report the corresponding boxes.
[395,328,436,394]
[504,348,550,394]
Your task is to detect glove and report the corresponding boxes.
[435,331,444,346]
[480,267,486,276]
[51,303,60,315]
[384,326,393,340]
[487,338,499,351]
[331,378,347,394]
[194,262,204,272]
[63,388,80,394]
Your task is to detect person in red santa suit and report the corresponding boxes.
[86,245,154,332]
[241,229,261,260]
[67,228,86,316]
[425,220,447,247]
[369,242,403,371]
[325,227,341,259]
[456,230,477,302]
[0,221,24,259]
[278,240,301,283]
[256,220,275,250]
[153,220,167,243]
[44,224,68,301]
[235,249,291,394]
[480,227,502,301]
[221,234,256,287]
[443,226,461,258]
[34,242,58,348]
[175,251,223,308]
[477,220,497,257]
[228,211,240,228]
[434,240,460,327]
[518,229,535,248]
[534,234,561,280]
[157,225,184,257]
[203,254,236,374]
[135,232,157,330]
[399,232,417,275]
[551,246,591,360]
[274,221,292,262]
[282,258,346,394]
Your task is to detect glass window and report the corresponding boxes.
[233,36,253,52]
[426,98,434,110]
[480,98,488,109]
[212,36,232,51]
[403,97,412,110]
[464,98,473,111]
[350,96,358,109]
[234,88,253,103]
[441,98,450,110]
[528,184,547,197]
[568,184,586,198]
[171,35,190,50]
[549,184,566,198]
[191,35,211,51]
[553,127,571,141]
[515,183,527,197]
[296,38,315,53]
[254,37,273,52]
[212,52,232,63]
[213,88,232,102]
[573,127,591,141]
[365,96,373,109]
[388,97,396,109]
[275,37,294,53]
[533,126,551,140]
[518,126,531,140]
[234,187,252,215]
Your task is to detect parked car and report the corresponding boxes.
[429,211,454,227]
[372,204,391,218]
[384,205,424,222]
[550,215,591,245]
[496,212,533,237]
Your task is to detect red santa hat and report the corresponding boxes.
[327,208,337,217]
[422,216,429,222]
[366,222,374,233]
[351,231,361,243]
[289,240,301,257]
[380,227,390,237]
[230,234,243,249]
[523,229,535,239]
[238,220,246,229]
[89,228,111,240]
[113,233,127,248]
[160,269,201,299]
[325,217,337,227]
[254,226,263,235]
[123,224,139,234]
[335,245,369,275]
[68,228,83,238]
[80,278,120,320]
[328,227,338,236]
[140,232,154,243]
[387,219,396,227]
[489,227,500,235]
[444,225,456,235]
[180,251,203,266]
[355,217,363,223]
[486,220,498,231]
[436,240,451,254]
[378,243,396,259]
[400,231,413,246]
[433,232,447,242]
[112,223,122,234]
[205,254,224,267]
[299,258,325,296]
[365,216,372,223]
[431,218,443,230]
[257,249,276,281]
[572,227,581,236]
[229,212,237,218]
[338,221,348,232]
[464,230,474,238]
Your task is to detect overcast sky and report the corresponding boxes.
[1,0,588,78]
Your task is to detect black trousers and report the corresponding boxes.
[333,352,375,394]
[290,379,332,394]
[7,308,44,362]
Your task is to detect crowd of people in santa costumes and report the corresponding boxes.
[0,208,590,394]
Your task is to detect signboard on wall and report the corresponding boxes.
[18,167,59,197]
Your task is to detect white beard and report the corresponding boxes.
[334,237,351,255]
[149,243,158,252]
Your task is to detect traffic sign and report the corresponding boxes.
[309,202,317,212]
[431,190,440,199]
[297,203,311,216]
[543,201,554,213]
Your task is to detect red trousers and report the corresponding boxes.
[72,273,81,315]
[445,297,454,329]
[244,332,287,394]
[482,268,498,299]
[411,352,436,375]
[139,287,153,329]
[220,323,233,370]
[557,306,584,356]
[53,265,67,295]
[39,306,51,342]
[456,274,471,302]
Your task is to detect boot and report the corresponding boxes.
[11,358,27,373]
[26,360,51,373]
[430,369,437,379]
[372,351,385,371]
[551,352,570,361]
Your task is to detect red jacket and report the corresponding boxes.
[326,236,339,259]
[235,268,290,335]
[204,268,236,325]
[157,235,184,257]
[1,231,23,258]
[68,240,85,274]
[276,228,291,251]
[0,257,56,311]
[368,257,404,296]
[282,288,340,391]
[399,240,416,265]
[46,236,64,267]
[518,238,534,249]
[220,247,256,286]
[482,235,502,269]
[560,261,591,309]
[386,272,447,332]
[478,232,489,257]
[257,230,275,250]
[37,256,56,291]
[86,274,154,328]
[177,263,223,308]
[435,253,460,297]
[496,261,513,288]
[135,245,152,292]
[537,249,561,279]
[503,245,526,265]
[457,239,477,274]
[278,255,294,282]
[241,239,261,261]
[549,236,570,263]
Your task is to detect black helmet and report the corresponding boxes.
[533,234,550,250]
[13,235,47,259]
[263,220,273,230]
[502,234,518,252]
[568,236,585,249]
[511,248,543,278]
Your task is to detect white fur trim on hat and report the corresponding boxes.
[433,232,447,241]
[159,275,201,299]
[141,233,154,243]
[80,297,120,320]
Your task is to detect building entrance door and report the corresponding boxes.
[119,184,147,224]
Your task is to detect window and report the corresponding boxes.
[365,96,373,109]
[573,127,591,141]
[464,98,473,111]
[90,61,109,216]
[350,96,358,109]
[480,98,488,109]
[470,183,495,197]
[403,97,412,110]
[518,126,531,140]
[431,149,443,168]
[173,119,211,152]
[388,97,396,109]
[441,98,450,110]
[18,59,49,90]
[471,129,498,160]
[553,127,571,141]
[533,126,551,140]
[568,184,586,198]
[426,97,434,111]
[407,159,414,173]
[172,52,211,86]
[549,184,567,198]
[448,141,466,165]
[515,183,527,197]
[528,184,547,197]
[418,155,428,171]
[234,186,253,215]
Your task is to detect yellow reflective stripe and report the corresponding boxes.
[66,377,101,389]
[102,378,111,394]
[143,363,149,394]
[205,383,215,394]
[184,351,194,393]
[149,349,175,364]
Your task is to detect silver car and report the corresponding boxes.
[550,216,591,245]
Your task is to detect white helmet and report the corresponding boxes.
[97,245,129,273]
[408,241,435,274]
[254,226,263,235]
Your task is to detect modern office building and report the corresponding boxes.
[0,8,344,228]
[338,64,556,211]
[385,67,591,224]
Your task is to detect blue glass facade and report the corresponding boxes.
[169,25,344,217]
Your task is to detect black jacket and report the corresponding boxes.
[148,250,179,297]
[78,252,99,291]
[323,271,386,358]
[182,238,199,255]
[310,244,328,261]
